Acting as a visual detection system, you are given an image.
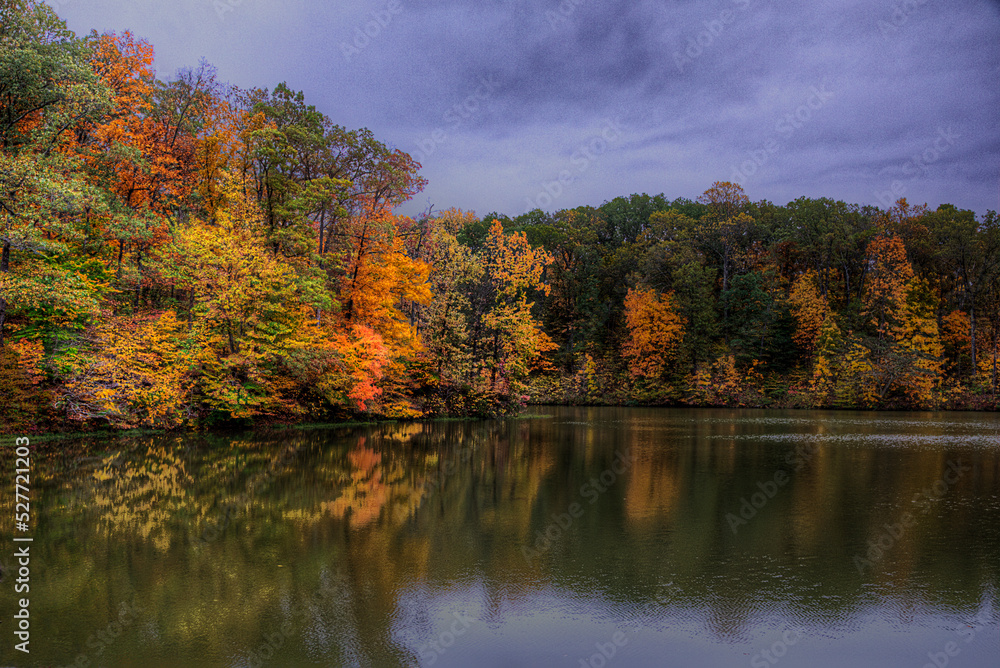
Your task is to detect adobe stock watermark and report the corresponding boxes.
[211,0,247,21]
[577,630,629,668]
[878,0,932,38]
[411,75,500,165]
[918,610,992,668]
[730,78,841,187]
[853,459,970,574]
[545,0,588,30]
[521,447,634,562]
[668,0,755,73]
[524,118,626,213]
[576,581,683,667]
[245,577,346,667]
[751,626,805,667]
[872,126,960,210]
[340,0,404,62]
[59,598,145,668]
[726,441,819,534]
[416,611,476,665]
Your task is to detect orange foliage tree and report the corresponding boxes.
[863,235,913,338]
[788,270,829,352]
[622,286,685,380]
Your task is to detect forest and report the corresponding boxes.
[2,1,999,432]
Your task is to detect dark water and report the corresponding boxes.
[2,407,998,667]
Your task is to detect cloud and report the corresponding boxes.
[53,0,1000,216]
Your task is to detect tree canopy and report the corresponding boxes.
[2,3,999,431]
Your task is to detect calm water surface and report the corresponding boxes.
[2,407,999,667]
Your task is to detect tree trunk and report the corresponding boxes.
[969,303,977,370]
[722,252,730,329]
[317,208,325,255]
[992,342,997,396]
[133,250,143,310]
[0,241,9,347]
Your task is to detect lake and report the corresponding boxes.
[3,407,998,667]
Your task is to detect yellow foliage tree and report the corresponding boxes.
[897,279,944,407]
[478,220,555,394]
[162,176,328,418]
[0,338,47,430]
[835,334,879,408]
[810,313,842,402]
[58,311,194,428]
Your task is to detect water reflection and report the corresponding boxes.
[2,408,998,667]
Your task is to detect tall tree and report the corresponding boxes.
[695,181,754,329]
[0,0,112,345]
[621,286,684,380]
[470,220,554,396]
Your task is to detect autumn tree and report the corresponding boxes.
[929,205,1000,373]
[621,286,684,380]
[897,278,944,406]
[0,0,112,345]
[241,84,350,260]
[863,234,913,338]
[159,176,331,418]
[521,207,605,372]
[789,270,829,352]
[470,220,554,399]
[56,311,194,428]
[941,309,971,376]
[84,32,176,306]
[413,209,480,383]
[810,313,843,403]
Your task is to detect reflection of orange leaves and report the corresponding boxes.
[329,445,388,527]
[87,445,191,551]
[348,445,381,474]
[625,452,679,523]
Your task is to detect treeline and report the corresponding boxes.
[509,188,999,411]
[1,2,998,431]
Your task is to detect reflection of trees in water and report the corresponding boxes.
[6,411,999,664]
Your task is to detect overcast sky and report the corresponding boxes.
[50,0,1000,219]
